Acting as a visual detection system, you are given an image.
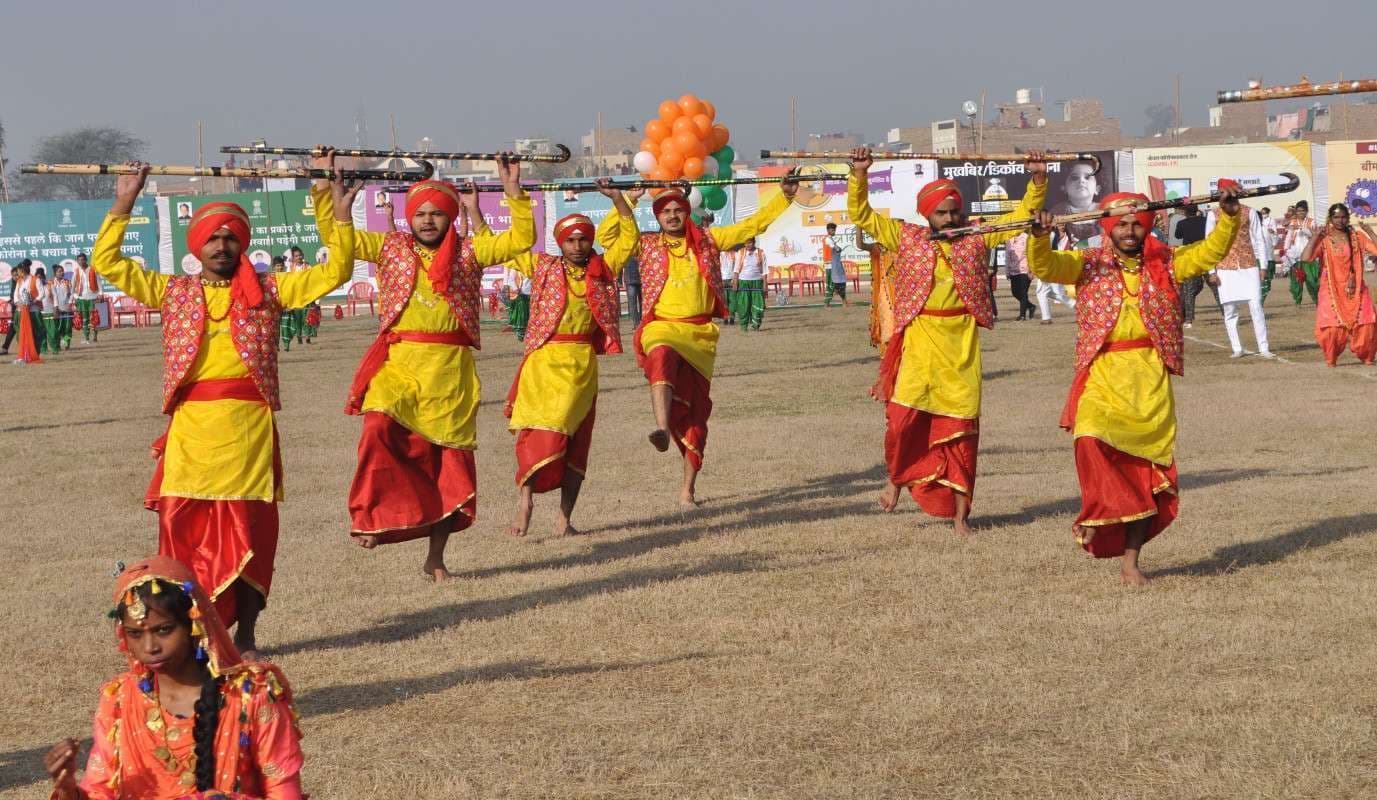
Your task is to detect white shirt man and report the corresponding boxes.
[1207,196,1273,358]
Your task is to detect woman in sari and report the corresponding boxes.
[44,556,304,800]
[1299,204,1377,366]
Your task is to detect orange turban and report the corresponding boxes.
[1097,192,1154,239]
[187,202,264,308]
[917,179,963,218]
[405,180,463,293]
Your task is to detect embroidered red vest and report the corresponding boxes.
[524,254,623,355]
[891,224,995,331]
[160,274,282,413]
[1217,210,1258,270]
[376,232,483,348]
[1074,246,1184,375]
[637,231,727,319]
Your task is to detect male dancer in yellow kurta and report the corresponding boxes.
[311,149,534,581]
[94,162,358,654]
[496,183,641,536]
[849,147,1046,537]
[1025,187,1241,584]
[631,180,798,506]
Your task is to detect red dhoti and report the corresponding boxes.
[349,411,477,544]
[144,378,281,629]
[1317,323,1377,366]
[515,404,596,492]
[884,403,978,519]
[1073,437,1178,558]
[644,345,712,471]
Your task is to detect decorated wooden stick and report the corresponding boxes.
[930,173,1302,241]
[221,143,572,163]
[384,173,844,193]
[762,149,1102,175]
[21,161,435,181]
[1217,79,1377,104]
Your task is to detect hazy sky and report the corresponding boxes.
[3,0,1373,165]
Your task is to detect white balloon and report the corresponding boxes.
[702,156,718,177]
[632,150,658,174]
[688,187,705,208]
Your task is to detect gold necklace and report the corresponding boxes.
[143,676,198,788]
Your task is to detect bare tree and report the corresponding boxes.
[13,127,147,201]
[1144,104,1176,137]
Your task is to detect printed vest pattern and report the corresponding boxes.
[1074,246,1184,375]
[524,254,623,355]
[890,224,995,331]
[637,232,727,320]
[376,232,483,348]
[160,274,282,413]
[1217,211,1258,270]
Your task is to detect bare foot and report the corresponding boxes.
[554,522,585,537]
[878,483,900,513]
[648,429,670,452]
[354,534,379,550]
[1120,566,1151,586]
[422,564,455,583]
[953,516,973,538]
[678,492,700,509]
[1073,525,1096,548]
[238,649,263,662]
[507,524,528,538]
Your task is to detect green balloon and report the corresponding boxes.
[717,160,733,179]
[703,186,728,211]
[713,145,735,165]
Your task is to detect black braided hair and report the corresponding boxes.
[193,675,225,791]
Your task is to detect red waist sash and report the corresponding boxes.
[152,377,268,462]
[347,329,472,415]
[1059,337,1154,430]
[918,306,970,317]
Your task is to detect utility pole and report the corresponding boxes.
[1174,74,1181,141]
[978,90,986,151]
[196,121,205,194]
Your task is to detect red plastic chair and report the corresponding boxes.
[346,282,377,316]
[0,300,11,335]
[111,295,141,327]
[138,302,162,326]
[795,264,825,295]
[766,267,785,298]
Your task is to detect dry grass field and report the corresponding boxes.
[3,286,1376,799]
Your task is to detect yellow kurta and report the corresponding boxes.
[312,186,535,448]
[93,213,356,500]
[849,175,1045,418]
[1027,213,1239,464]
[507,211,639,434]
[639,193,792,380]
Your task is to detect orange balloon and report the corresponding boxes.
[707,124,730,152]
[645,119,670,142]
[658,99,682,123]
[672,116,697,136]
[691,113,712,138]
[640,138,659,156]
[657,136,681,157]
[673,130,700,156]
[687,137,708,159]
[678,94,704,117]
[650,165,676,182]
[659,150,685,173]
[682,157,705,179]
[701,99,716,122]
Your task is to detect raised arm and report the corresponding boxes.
[983,151,1048,249]
[472,155,537,267]
[847,148,902,251]
[94,162,168,307]
[277,175,360,308]
[595,180,641,275]
[1176,189,1242,281]
[1025,213,1086,285]
[310,147,385,262]
[707,177,797,251]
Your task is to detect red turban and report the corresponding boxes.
[916,179,963,218]
[187,202,265,308]
[1217,178,1242,193]
[553,213,610,281]
[554,213,595,246]
[404,180,463,294]
[1097,192,1155,240]
[652,189,691,217]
